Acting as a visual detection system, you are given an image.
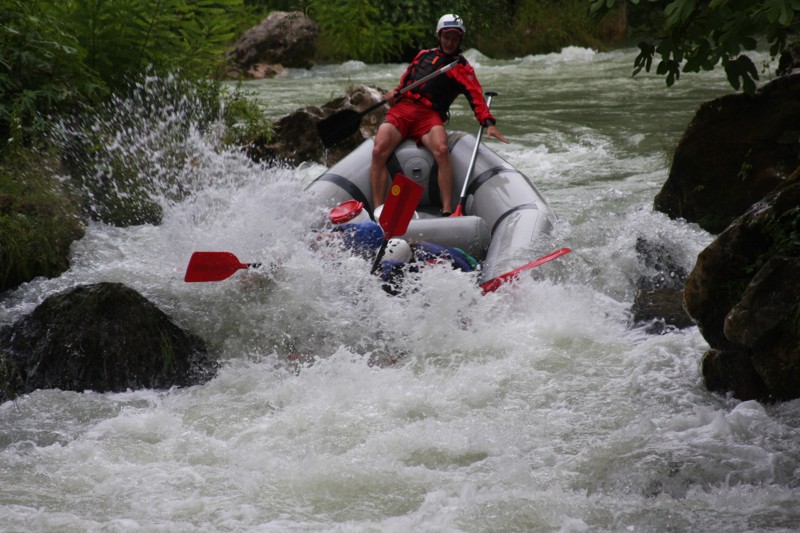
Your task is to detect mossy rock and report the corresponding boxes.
[0,282,217,403]
[0,151,85,292]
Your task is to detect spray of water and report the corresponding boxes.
[2,55,799,532]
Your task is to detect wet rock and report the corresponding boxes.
[631,288,694,334]
[0,282,217,402]
[684,180,800,401]
[247,85,385,167]
[629,238,693,333]
[227,11,318,78]
[701,348,770,401]
[654,74,800,234]
[724,256,800,349]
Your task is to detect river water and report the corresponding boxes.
[2,48,799,532]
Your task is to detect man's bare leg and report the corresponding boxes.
[421,125,453,214]
[370,123,404,211]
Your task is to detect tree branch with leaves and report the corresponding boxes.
[590,0,800,93]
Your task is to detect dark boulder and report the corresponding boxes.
[654,74,800,234]
[247,85,386,167]
[0,282,217,402]
[227,11,319,78]
[700,348,770,402]
[631,288,694,334]
[684,179,800,401]
[629,238,694,333]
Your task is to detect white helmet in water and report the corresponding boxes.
[436,14,465,37]
[385,239,412,262]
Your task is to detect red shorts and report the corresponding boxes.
[385,100,444,142]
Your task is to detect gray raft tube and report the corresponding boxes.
[306,132,558,276]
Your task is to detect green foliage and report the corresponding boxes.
[0,0,105,153]
[302,0,522,62]
[590,0,800,93]
[221,88,273,147]
[0,149,85,292]
[54,0,245,88]
[478,0,607,58]
[304,0,421,62]
[1,0,257,158]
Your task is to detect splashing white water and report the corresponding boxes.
[2,51,800,532]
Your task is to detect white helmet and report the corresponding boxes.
[385,239,412,262]
[436,14,465,37]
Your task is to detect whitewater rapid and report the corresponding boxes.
[1,47,799,532]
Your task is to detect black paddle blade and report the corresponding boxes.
[317,109,363,147]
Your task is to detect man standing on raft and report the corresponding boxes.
[369,14,509,217]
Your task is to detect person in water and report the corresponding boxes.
[330,220,477,294]
[369,14,509,217]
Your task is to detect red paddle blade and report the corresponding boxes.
[379,173,423,238]
[480,247,572,294]
[184,251,250,282]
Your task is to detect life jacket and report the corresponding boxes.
[412,241,477,272]
[395,48,495,125]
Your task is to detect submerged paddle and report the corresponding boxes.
[480,247,572,294]
[184,252,260,283]
[370,173,423,274]
[317,60,459,148]
[452,91,497,217]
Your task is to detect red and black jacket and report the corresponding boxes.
[394,48,496,126]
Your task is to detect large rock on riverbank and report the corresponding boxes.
[0,282,217,402]
[654,74,800,234]
[650,70,800,402]
[227,11,319,78]
[247,84,386,166]
[684,178,800,401]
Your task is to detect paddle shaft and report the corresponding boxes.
[371,59,459,114]
[480,247,572,294]
[454,92,496,216]
[318,60,459,147]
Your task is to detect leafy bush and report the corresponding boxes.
[0,150,84,292]
[0,0,105,154]
[53,0,246,88]
[475,0,608,58]
[221,88,274,148]
[303,0,522,62]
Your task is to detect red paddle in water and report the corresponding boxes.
[184,252,260,282]
[480,247,572,294]
[370,173,423,274]
[184,173,422,282]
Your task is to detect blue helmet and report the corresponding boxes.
[339,220,384,253]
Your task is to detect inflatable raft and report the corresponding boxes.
[306,131,558,283]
